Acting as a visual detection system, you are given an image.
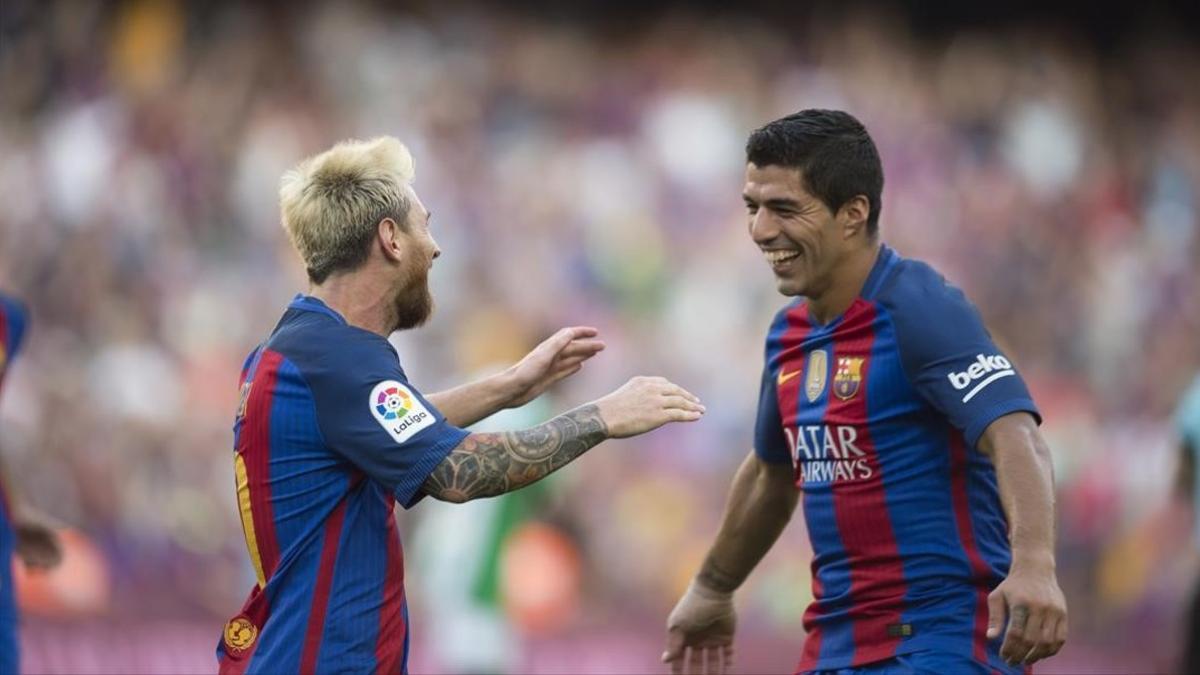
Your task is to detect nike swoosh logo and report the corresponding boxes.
[778,370,800,386]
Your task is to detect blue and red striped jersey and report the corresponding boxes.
[217,295,469,675]
[753,246,1040,673]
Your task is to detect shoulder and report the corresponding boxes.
[267,310,405,390]
[873,257,983,337]
[874,257,971,314]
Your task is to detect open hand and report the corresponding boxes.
[595,376,704,438]
[504,326,606,408]
[663,582,736,674]
[987,564,1067,666]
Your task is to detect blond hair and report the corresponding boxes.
[279,137,415,283]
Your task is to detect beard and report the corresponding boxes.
[391,268,434,332]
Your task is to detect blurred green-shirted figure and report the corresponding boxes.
[1176,375,1200,673]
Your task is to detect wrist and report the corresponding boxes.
[690,577,735,601]
[494,368,526,408]
[1010,547,1056,574]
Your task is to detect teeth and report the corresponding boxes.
[764,250,801,264]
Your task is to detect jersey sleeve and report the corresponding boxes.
[306,339,469,509]
[883,263,1040,449]
[754,366,791,464]
[0,294,29,362]
[753,329,792,464]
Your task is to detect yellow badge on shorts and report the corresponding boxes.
[224,616,258,653]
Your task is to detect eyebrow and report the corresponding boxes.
[744,195,803,210]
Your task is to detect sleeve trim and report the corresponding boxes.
[963,399,1042,451]
[396,426,470,509]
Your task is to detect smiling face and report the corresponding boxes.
[744,163,848,298]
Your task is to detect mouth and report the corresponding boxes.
[763,249,802,272]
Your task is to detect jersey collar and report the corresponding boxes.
[860,244,900,300]
[288,294,348,325]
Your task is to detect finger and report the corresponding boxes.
[544,327,599,353]
[1055,613,1068,652]
[1018,608,1045,664]
[986,588,1006,640]
[1001,604,1031,664]
[1041,612,1062,658]
[721,645,733,674]
[666,408,704,424]
[662,629,686,666]
[559,326,599,340]
[662,383,702,404]
[663,395,707,414]
[550,357,589,375]
[551,364,584,382]
[705,646,721,675]
[559,339,606,358]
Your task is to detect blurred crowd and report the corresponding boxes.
[1,1,1198,672]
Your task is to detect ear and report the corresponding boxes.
[838,195,871,240]
[378,218,404,263]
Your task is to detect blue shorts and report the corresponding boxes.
[806,650,1027,675]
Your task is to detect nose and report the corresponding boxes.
[749,209,779,245]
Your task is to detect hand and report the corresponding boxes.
[663,581,736,675]
[594,376,704,438]
[986,562,1067,666]
[14,515,63,570]
[503,327,606,408]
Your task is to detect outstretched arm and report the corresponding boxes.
[422,376,703,503]
[663,451,798,674]
[423,404,608,502]
[979,412,1067,666]
[427,326,605,428]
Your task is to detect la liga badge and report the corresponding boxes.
[370,380,435,444]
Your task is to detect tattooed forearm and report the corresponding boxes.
[422,404,609,503]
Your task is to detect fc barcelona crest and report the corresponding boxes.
[833,356,864,400]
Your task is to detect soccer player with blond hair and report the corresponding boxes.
[217,137,705,674]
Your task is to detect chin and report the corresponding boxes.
[774,277,806,297]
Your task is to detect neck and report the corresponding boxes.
[806,242,882,324]
[309,272,396,337]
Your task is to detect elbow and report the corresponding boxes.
[435,490,473,504]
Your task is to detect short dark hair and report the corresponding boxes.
[746,109,884,236]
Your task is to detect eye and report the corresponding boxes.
[745,203,759,215]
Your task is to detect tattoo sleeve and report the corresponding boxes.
[422,404,609,503]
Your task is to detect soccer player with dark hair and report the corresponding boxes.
[663,110,1066,673]
[0,293,64,673]
[217,137,705,674]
